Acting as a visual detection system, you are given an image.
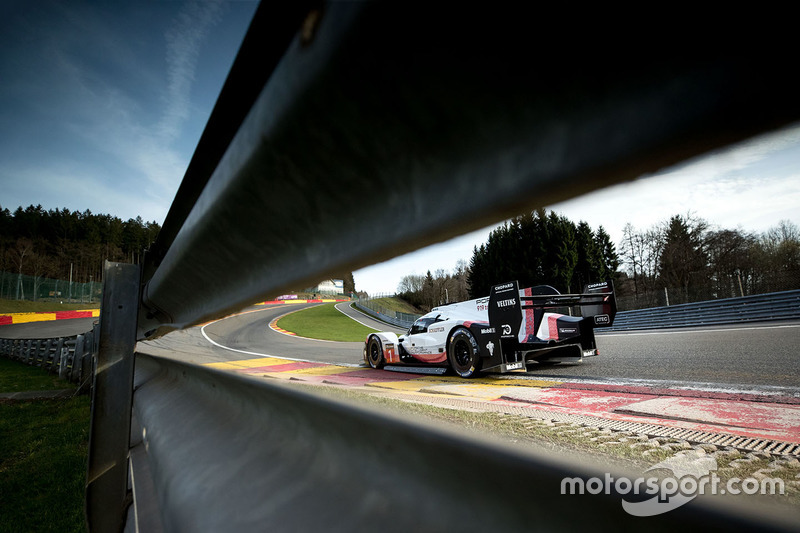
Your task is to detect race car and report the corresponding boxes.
[364,280,616,377]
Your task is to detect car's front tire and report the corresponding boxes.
[447,328,482,378]
[366,336,385,369]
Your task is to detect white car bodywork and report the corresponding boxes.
[364,280,616,378]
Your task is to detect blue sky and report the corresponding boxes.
[1,1,798,296]
[0,0,258,222]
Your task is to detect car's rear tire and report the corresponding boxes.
[447,328,482,378]
[366,336,385,369]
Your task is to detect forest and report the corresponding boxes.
[397,209,800,312]
[3,203,798,311]
[0,204,160,286]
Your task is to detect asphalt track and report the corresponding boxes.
[5,302,799,448]
[3,304,798,392]
[0,317,97,339]
[137,302,800,392]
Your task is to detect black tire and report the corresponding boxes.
[447,328,482,378]
[366,336,385,369]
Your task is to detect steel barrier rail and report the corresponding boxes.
[606,290,800,331]
[0,323,98,388]
[85,2,800,531]
[136,4,800,337]
[126,352,793,532]
[353,300,416,329]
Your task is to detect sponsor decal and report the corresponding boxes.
[496,298,516,308]
[408,346,440,355]
[494,283,514,291]
[594,314,610,325]
[506,362,523,370]
[428,326,445,333]
[501,324,512,336]
[486,341,495,356]
[480,327,496,334]
[587,282,608,289]
[476,297,490,312]
[558,328,577,335]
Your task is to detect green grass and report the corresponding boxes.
[0,357,75,392]
[276,303,377,341]
[367,296,421,315]
[0,298,99,314]
[0,358,89,532]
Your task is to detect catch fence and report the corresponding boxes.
[0,270,101,304]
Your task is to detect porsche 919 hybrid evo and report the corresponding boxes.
[364,280,616,378]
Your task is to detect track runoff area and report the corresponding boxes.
[198,300,800,458]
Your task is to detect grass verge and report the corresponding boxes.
[0,358,89,532]
[276,303,377,342]
[0,297,99,314]
[0,357,75,392]
[366,296,421,315]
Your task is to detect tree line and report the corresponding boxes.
[619,214,800,308]
[396,260,471,311]
[397,209,619,312]
[394,208,800,312]
[467,209,618,298]
[0,204,161,286]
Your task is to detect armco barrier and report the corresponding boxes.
[84,3,800,532]
[607,290,800,331]
[353,300,416,329]
[0,322,98,389]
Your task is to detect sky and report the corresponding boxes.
[1,2,798,296]
[0,1,258,222]
[354,126,800,295]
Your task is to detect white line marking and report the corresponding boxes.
[498,373,800,397]
[599,323,800,337]
[200,310,362,365]
[334,302,380,330]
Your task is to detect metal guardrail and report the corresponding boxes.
[83,3,800,532]
[0,323,98,390]
[605,290,800,331]
[126,352,782,532]
[353,300,417,329]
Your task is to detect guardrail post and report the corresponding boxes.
[53,337,65,373]
[86,261,140,533]
[71,334,85,383]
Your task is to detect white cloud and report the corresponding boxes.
[159,1,225,143]
[356,124,800,294]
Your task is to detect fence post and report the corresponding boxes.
[71,334,85,383]
[86,261,140,533]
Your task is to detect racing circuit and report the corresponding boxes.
[138,301,800,389]
[126,301,800,448]
[5,301,799,446]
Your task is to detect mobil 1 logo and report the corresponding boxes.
[489,281,522,340]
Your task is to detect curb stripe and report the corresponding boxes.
[0,309,99,325]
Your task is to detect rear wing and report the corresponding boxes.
[577,280,617,327]
[519,281,616,326]
[487,280,616,342]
